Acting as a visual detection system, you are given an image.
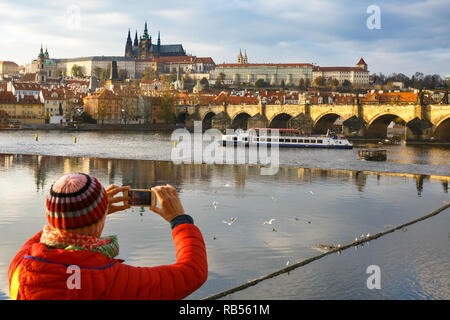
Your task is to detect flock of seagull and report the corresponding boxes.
[212,185,373,259]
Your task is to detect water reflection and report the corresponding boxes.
[0,153,449,300]
[1,154,449,196]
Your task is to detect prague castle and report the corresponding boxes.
[125,22,186,59]
[26,22,189,81]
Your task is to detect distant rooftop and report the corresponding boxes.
[54,56,135,63]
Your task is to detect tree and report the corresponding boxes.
[342,79,352,87]
[80,111,97,124]
[199,77,209,89]
[118,69,128,81]
[142,68,159,81]
[71,65,84,77]
[255,78,268,88]
[313,76,326,87]
[160,93,176,124]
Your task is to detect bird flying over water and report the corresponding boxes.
[222,217,236,226]
[263,219,276,225]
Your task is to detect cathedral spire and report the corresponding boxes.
[157,30,161,46]
[134,30,138,46]
[142,21,149,40]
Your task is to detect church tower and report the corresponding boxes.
[243,50,248,64]
[133,30,139,57]
[36,44,47,84]
[138,21,152,59]
[237,49,243,64]
[125,29,133,57]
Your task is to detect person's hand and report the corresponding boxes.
[150,184,185,222]
[106,185,131,214]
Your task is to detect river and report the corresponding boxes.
[0,130,448,299]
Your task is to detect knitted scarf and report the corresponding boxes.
[40,225,119,258]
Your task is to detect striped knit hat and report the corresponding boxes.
[46,173,108,230]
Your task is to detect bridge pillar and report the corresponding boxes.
[342,116,367,138]
[405,117,433,141]
[248,113,268,128]
[211,112,231,131]
[289,113,314,134]
[185,109,202,129]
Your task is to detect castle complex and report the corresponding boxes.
[25,22,190,81]
[125,22,186,59]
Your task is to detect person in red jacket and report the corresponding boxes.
[8,173,208,300]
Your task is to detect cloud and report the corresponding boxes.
[0,0,448,76]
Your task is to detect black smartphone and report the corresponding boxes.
[128,189,156,207]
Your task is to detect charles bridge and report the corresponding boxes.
[175,102,450,141]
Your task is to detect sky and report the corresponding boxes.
[0,0,449,77]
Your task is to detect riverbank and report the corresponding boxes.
[4,126,449,146]
[4,123,178,132]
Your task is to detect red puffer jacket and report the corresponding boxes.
[8,223,207,300]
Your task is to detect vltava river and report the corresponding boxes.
[0,151,448,299]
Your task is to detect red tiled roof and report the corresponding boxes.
[313,66,368,72]
[216,63,313,68]
[357,58,367,66]
[0,92,16,104]
[17,95,42,104]
[196,57,215,64]
[11,82,41,91]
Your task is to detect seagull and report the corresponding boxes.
[307,221,312,224]
[355,237,359,242]
[212,201,218,210]
[360,234,365,240]
[308,191,314,195]
[222,218,236,226]
[286,260,290,266]
[366,233,370,238]
[294,217,300,221]
[263,219,276,225]
[213,236,217,240]
[224,183,231,187]
[272,227,277,232]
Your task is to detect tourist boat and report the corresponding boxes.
[357,149,387,161]
[221,128,353,149]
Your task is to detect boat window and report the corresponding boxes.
[233,137,238,141]
[311,140,316,143]
[280,139,285,143]
[298,139,303,143]
[285,139,291,143]
[244,137,248,141]
[260,138,265,142]
[267,138,271,142]
[304,139,310,143]
[317,140,323,143]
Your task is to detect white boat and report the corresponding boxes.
[221,128,353,149]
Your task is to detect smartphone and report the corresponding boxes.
[128,189,156,207]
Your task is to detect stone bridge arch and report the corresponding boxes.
[231,112,253,129]
[365,112,412,138]
[269,112,294,128]
[433,115,450,141]
[313,111,350,133]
